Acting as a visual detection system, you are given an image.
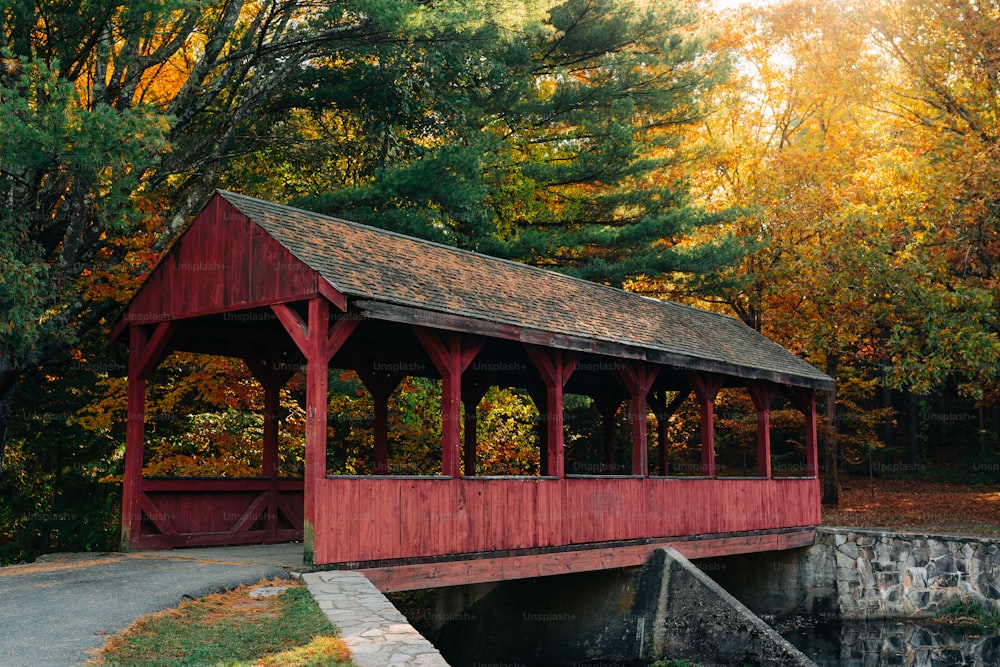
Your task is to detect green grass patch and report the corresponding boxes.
[935,598,1000,628]
[91,580,355,667]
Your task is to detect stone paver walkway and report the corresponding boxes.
[302,571,451,667]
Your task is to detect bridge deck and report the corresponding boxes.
[357,528,817,592]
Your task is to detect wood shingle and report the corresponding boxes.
[216,191,833,390]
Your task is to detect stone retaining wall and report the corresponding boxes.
[696,528,1000,622]
[819,528,1000,620]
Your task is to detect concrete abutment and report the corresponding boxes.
[410,547,814,667]
[375,528,1000,666]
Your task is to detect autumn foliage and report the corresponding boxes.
[2,0,1000,564]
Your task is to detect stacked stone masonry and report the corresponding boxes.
[818,528,1000,620]
[302,571,450,667]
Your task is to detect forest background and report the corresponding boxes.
[2,0,999,565]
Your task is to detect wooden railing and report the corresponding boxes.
[312,475,820,565]
[133,477,304,550]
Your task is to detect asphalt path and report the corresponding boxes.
[0,552,289,667]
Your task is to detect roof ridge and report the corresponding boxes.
[217,189,711,316]
[213,189,830,386]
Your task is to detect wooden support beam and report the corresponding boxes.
[318,280,348,313]
[353,364,407,476]
[461,377,492,476]
[272,303,309,354]
[358,529,819,592]
[688,372,725,478]
[122,325,148,551]
[525,347,579,477]
[273,299,357,558]
[413,328,483,477]
[326,317,360,362]
[357,300,835,391]
[303,297,330,563]
[240,350,298,389]
[594,390,624,474]
[135,322,177,380]
[784,387,819,478]
[263,380,281,538]
[748,382,778,479]
[651,388,690,475]
[616,363,659,476]
[274,301,358,361]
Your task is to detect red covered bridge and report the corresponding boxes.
[114,191,833,589]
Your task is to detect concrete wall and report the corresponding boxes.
[650,548,815,667]
[414,548,814,667]
[696,528,1000,621]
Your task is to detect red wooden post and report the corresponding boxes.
[240,350,297,540]
[617,363,658,476]
[461,379,490,476]
[122,321,178,550]
[441,342,462,478]
[803,390,818,478]
[526,347,578,478]
[261,380,281,538]
[373,392,390,475]
[594,392,622,474]
[353,366,405,475]
[122,325,148,551]
[303,298,329,561]
[262,383,280,479]
[689,372,725,478]
[785,387,819,478]
[414,329,483,477]
[651,389,690,476]
[748,382,777,479]
[272,299,358,562]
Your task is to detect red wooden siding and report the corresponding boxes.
[311,476,820,565]
[362,529,818,592]
[125,197,321,321]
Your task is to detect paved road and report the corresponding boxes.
[0,552,289,667]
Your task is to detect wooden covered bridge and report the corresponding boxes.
[114,191,833,589]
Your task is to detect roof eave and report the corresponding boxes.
[353,299,834,391]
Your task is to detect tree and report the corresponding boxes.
[0,0,451,472]
[234,0,742,286]
[696,0,1000,501]
[860,0,1000,398]
[692,0,890,503]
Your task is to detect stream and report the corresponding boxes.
[777,617,1000,666]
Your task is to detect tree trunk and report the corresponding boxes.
[881,381,894,451]
[0,377,16,477]
[822,353,840,505]
[908,390,920,465]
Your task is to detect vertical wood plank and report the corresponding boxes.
[122,326,148,551]
[804,391,819,478]
[303,297,329,563]
[305,476,820,564]
[748,383,777,480]
[689,373,725,478]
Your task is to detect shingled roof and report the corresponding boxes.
[215,191,832,390]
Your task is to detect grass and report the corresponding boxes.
[90,579,355,667]
[934,599,1000,629]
